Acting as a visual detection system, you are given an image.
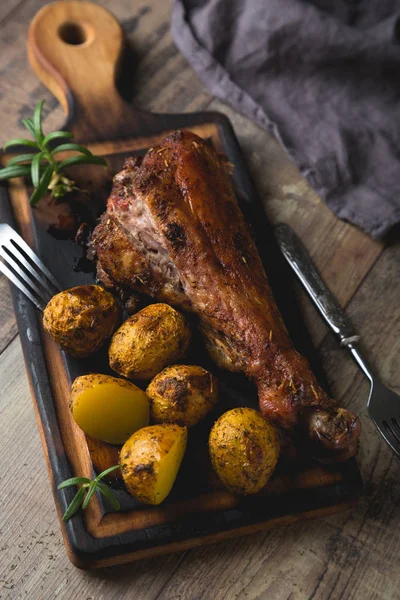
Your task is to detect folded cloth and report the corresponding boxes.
[172,0,400,238]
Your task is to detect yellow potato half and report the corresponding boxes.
[120,424,187,505]
[109,303,191,380]
[71,374,149,444]
[209,407,280,495]
[147,364,218,427]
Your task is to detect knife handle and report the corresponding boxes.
[274,223,360,346]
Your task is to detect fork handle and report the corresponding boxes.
[275,224,360,346]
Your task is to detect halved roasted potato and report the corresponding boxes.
[120,424,187,505]
[71,374,149,444]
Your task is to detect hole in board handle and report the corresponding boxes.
[58,22,92,46]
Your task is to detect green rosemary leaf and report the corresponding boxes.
[29,165,53,206]
[22,118,36,138]
[3,138,38,150]
[7,153,37,166]
[58,465,121,517]
[58,476,91,489]
[33,100,45,141]
[2,101,108,205]
[97,482,121,510]
[82,481,98,510]
[43,130,73,146]
[62,487,86,522]
[0,165,32,181]
[31,152,44,188]
[51,143,93,157]
[57,154,107,170]
[95,464,122,481]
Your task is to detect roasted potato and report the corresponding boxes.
[109,303,191,380]
[147,365,218,427]
[120,424,187,505]
[209,408,280,495]
[86,435,122,479]
[43,285,120,358]
[71,374,149,444]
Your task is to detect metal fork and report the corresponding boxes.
[0,223,62,310]
[275,223,400,457]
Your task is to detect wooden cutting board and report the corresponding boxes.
[0,1,362,569]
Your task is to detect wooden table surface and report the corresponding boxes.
[1,1,400,598]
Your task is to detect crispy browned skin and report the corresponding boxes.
[43,284,121,358]
[91,131,360,461]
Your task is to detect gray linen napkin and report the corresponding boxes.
[172,0,400,238]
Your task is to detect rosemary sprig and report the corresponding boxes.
[58,465,121,522]
[0,100,107,205]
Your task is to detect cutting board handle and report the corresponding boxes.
[28,1,135,138]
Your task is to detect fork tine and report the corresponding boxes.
[0,259,46,311]
[386,420,400,443]
[5,225,62,291]
[0,246,51,305]
[377,420,400,457]
[3,241,57,300]
[390,418,400,440]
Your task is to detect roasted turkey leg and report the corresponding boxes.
[91,130,360,462]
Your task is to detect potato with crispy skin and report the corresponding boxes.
[120,424,187,505]
[147,365,218,427]
[71,374,149,444]
[109,303,191,380]
[209,408,280,495]
[43,285,120,358]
